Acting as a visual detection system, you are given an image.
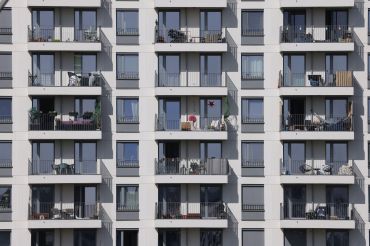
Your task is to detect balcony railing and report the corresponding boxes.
[279,70,353,87]
[156,72,226,87]
[280,160,353,176]
[242,117,264,124]
[155,158,229,175]
[116,116,139,124]
[0,28,11,35]
[117,72,139,80]
[241,29,264,37]
[28,26,101,43]
[280,25,353,43]
[116,160,139,168]
[116,203,139,212]
[0,202,11,212]
[156,115,227,132]
[29,202,100,220]
[0,116,12,124]
[117,28,139,36]
[156,202,228,219]
[241,160,264,168]
[0,160,12,168]
[282,114,352,132]
[281,202,353,220]
[28,71,103,87]
[242,204,265,212]
[241,72,264,80]
[28,159,98,175]
[155,28,226,43]
[29,114,101,131]
[0,72,12,80]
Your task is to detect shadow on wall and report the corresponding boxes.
[100,161,113,203]
[224,2,238,29]
[99,0,112,28]
[352,2,364,28]
[225,207,239,245]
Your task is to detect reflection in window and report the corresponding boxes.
[117,142,139,167]
[74,230,96,246]
[117,98,139,123]
[75,98,97,120]
[31,230,54,246]
[117,54,139,80]
[242,98,264,123]
[117,229,138,246]
[158,229,180,246]
[200,229,222,246]
[0,187,11,210]
[326,230,349,246]
[0,98,11,123]
[117,186,139,211]
[0,142,11,167]
[242,142,264,166]
[242,11,264,36]
[242,54,263,80]
[117,10,139,35]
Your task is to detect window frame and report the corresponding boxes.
[241,10,264,37]
[116,185,139,212]
[241,98,264,123]
[116,97,140,124]
[116,9,139,36]
[116,141,139,167]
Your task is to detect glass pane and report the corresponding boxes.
[123,143,138,161]
[0,143,11,161]
[0,231,10,246]
[117,11,138,33]
[0,99,11,117]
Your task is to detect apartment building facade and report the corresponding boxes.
[0,0,368,245]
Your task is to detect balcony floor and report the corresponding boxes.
[280,175,355,184]
[28,219,102,229]
[279,87,353,96]
[279,0,354,8]
[28,131,102,140]
[28,175,102,184]
[155,87,228,96]
[154,43,228,53]
[155,131,228,140]
[27,0,101,7]
[28,86,102,96]
[154,175,228,184]
[155,219,228,228]
[280,220,355,229]
[154,0,227,8]
[28,42,102,52]
[280,42,354,52]
[280,131,354,141]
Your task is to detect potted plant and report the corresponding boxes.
[188,114,197,130]
[48,111,57,117]
[29,108,42,120]
[69,111,78,118]
[92,103,101,129]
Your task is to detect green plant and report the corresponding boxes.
[29,108,42,120]
[69,111,78,118]
[48,111,57,117]
[92,103,101,129]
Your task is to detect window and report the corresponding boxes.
[31,53,54,86]
[0,231,10,246]
[242,185,264,213]
[74,54,97,77]
[74,230,96,246]
[31,230,54,246]
[241,54,263,80]
[200,10,222,40]
[0,98,11,123]
[368,54,370,79]
[158,54,180,86]
[283,142,305,175]
[74,10,97,42]
[325,98,348,119]
[283,54,305,86]
[284,229,306,246]
[200,229,222,246]
[0,186,11,210]
[242,142,264,167]
[242,98,263,123]
[117,229,138,246]
[75,142,97,174]
[242,229,264,246]
[326,142,347,164]
[242,11,263,36]
[158,229,180,246]
[0,53,12,80]
[74,98,97,120]
[0,8,12,35]
[31,10,54,41]
[117,10,139,36]
[117,98,139,123]
[326,230,349,246]
[117,186,139,211]
[117,142,139,167]
[200,54,222,86]
[117,54,139,80]
[0,142,11,168]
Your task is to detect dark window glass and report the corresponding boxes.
[74,54,97,76]
[242,11,263,36]
[117,142,139,167]
[0,54,12,76]
[117,10,138,35]
[117,186,139,211]
[158,55,180,86]
[0,142,11,164]
[0,9,12,32]
[158,229,180,246]
[74,98,97,119]
[31,10,54,41]
[242,185,264,210]
[31,230,54,246]
[325,98,347,118]
[74,230,96,246]
[200,55,222,86]
[243,229,264,246]
[242,142,264,163]
[117,98,139,123]
[200,229,222,246]
[116,229,138,246]
[0,186,11,209]
[326,230,349,246]
[0,98,11,121]
[32,53,55,86]
[0,231,10,246]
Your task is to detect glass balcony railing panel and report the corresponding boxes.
[28,71,103,87]
[280,159,353,176]
[282,114,352,131]
[155,115,227,132]
[155,158,229,175]
[29,202,100,220]
[280,25,353,43]
[29,114,101,131]
[28,26,101,43]
[155,28,225,43]
[28,159,98,175]
[281,202,352,220]
[156,202,228,219]
[279,70,353,87]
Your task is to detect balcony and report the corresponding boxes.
[0,115,12,133]
[154,0,227,8]
[154,28,227,52]
[280,26,354,52]
[28,71,103,96]
[27,0,101,8]
[155,202,228,228]
[281,114,353,140]
[154,158,229,183]
[280,0,354,8]
[280,202,355,229]
[279,70,354,96]
[27,26,102,52]
[280,160,355,184]
[28,202,101,228]
[155,72,228,96]
[155,115,228,140]
[28,159,102,184]
[0,72,12,88]
[28,114,102,140]
[0,27,12,44]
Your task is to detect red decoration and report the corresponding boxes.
[188,115,197,122]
